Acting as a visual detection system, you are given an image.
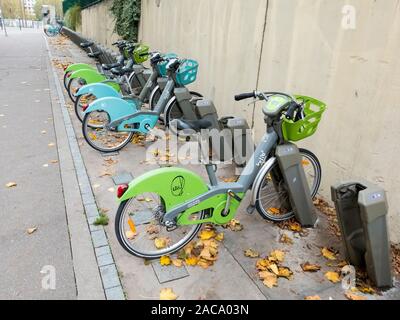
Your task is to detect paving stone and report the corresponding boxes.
[112,171,133,185]
[95,245,111,257]
[100,264,121,289]
[85,203,99,218]
[152,261,189,284]
[91,229,108,248]
[105,286,125,300]
[97,253,114,267]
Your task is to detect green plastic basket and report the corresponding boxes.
[133,44,150,64]
[281,95,327,142]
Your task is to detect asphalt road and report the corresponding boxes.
[0,27,76,299]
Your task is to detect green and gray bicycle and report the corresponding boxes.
[114,91,326,258]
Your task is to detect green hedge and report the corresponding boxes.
[64,4,82,30]
[110,0,141,42]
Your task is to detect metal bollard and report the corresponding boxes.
[331,180,392,288]
[275,143,317,227]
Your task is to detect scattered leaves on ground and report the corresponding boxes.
[244,248,260,258]
[125,230,136,240]
[27,227,37,234]
[154,237,168,249]
[279,233,293,245]
[345,291,367,301]
[301,262,321,272]
[321,247,337,261]
[269,250,285,262]
[215,232,224,241]
[305,295,321,300]
[172,259,184,268]
[325,271,341,283]
[48,142,55,147]
[160,255,171,266]
[6,182,17,188]
[185,256,199,266]
[223,219,243,232]
[160,288,177,300]
[259,271,278,288]
[198,229,216,240]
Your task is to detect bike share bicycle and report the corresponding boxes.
[112,91,326,258]
[81,58,203,153]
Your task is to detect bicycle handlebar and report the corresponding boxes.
[234,92,256,101]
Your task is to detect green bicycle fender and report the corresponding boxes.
[65,63,96,74]
[118,167,244,226]
[69,69,107,85]
[118,167,208,207]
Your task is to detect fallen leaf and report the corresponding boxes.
[345,291,367,301]
[226,219,243,232]
[269,250,285,262]
[197,258,213,269]
[42,164,49,167]
[305,295,321,300]
[222,176,237,183]
[244,248,260,258]
[125,230,136,240]
[325,271,341,283]
[107,187,115,192]
[160,288,177,300]
[301,262,321,272]
[268,207,281,215]
[172,259,183,268]
[322,247,337,261]
[259,271,278,288]
[278,267,293,279]
[289,221,302,232]
[358,287,375,295]
[279,233,293,245]
[146,224,160,235]
[198,229,216,240]
[27,227,37,234]
[41,130,47,134]
[269,263,279,275]
[199,246,218,261]
[50,160,58,164]
[160,255,171,266]
[215,232,224,242]
[256,258,271,271]
[48,143,55,147]
[185,256,199,266]
[154,237,168,249]
[6,182,17,188]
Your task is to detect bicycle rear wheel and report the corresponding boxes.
[255,149,321,222]
[115,194,204,259]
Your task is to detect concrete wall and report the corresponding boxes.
[80,0,119,48]
[139,0,400,243]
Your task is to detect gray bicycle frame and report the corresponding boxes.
[162,128,280,225]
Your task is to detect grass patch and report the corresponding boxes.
[94,213,109,226]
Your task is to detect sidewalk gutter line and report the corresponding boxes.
[44,35,125,300]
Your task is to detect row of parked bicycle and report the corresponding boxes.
[62,40,327,258]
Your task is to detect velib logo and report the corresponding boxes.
[171,176,185,196]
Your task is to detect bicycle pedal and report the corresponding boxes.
[246,205,256,215]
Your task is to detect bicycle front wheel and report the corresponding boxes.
[255,148,321,222]
[115,194,204,259]
[82,111,134,153]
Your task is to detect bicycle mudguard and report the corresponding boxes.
[118,167,209,207]
[65,63,96,74]
[69,69,107,85]
[84,97,139,122]
[118,167,244,226]
[75,83,121,99]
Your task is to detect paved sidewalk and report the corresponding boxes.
[0,28,76,299]
[47,34,400,301]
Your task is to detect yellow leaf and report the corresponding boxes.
[279,233,293,245]
[302,160,311,166]
[197,258,213,269]
[228,219,243,232]
[198,229,216,240]
[301,262,321,272]
[160,288,178,300]
[172,259,183,268]
[268,207,281,215]
[125,230,136,240]
[358,287,375,295]
[199,247,218,261]
[270,250,285,262]
[244,248,260,258]
[256,258,271,271]
[289,221,302,232]
[345,291,367,301]
[305,295,321,300]
[321,247,337,261]
[89,133,97,141]
[269,263,279,275]
[48,143,55,147]
[278,267,293,279]
[259,271,278,288]
[215,232,224,242]
[185,256,199,266]
[146,224,160,235]
[160,255,171,266]
[27,227,37,234]
[6,182,17,188]
[154,237,168,249]
[325,271,341,283]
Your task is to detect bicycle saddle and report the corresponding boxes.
[80,41,94,48]
[102,62,122,71]
[174,119,213,132]
[110,67,133,76]
[88,51,101,58]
